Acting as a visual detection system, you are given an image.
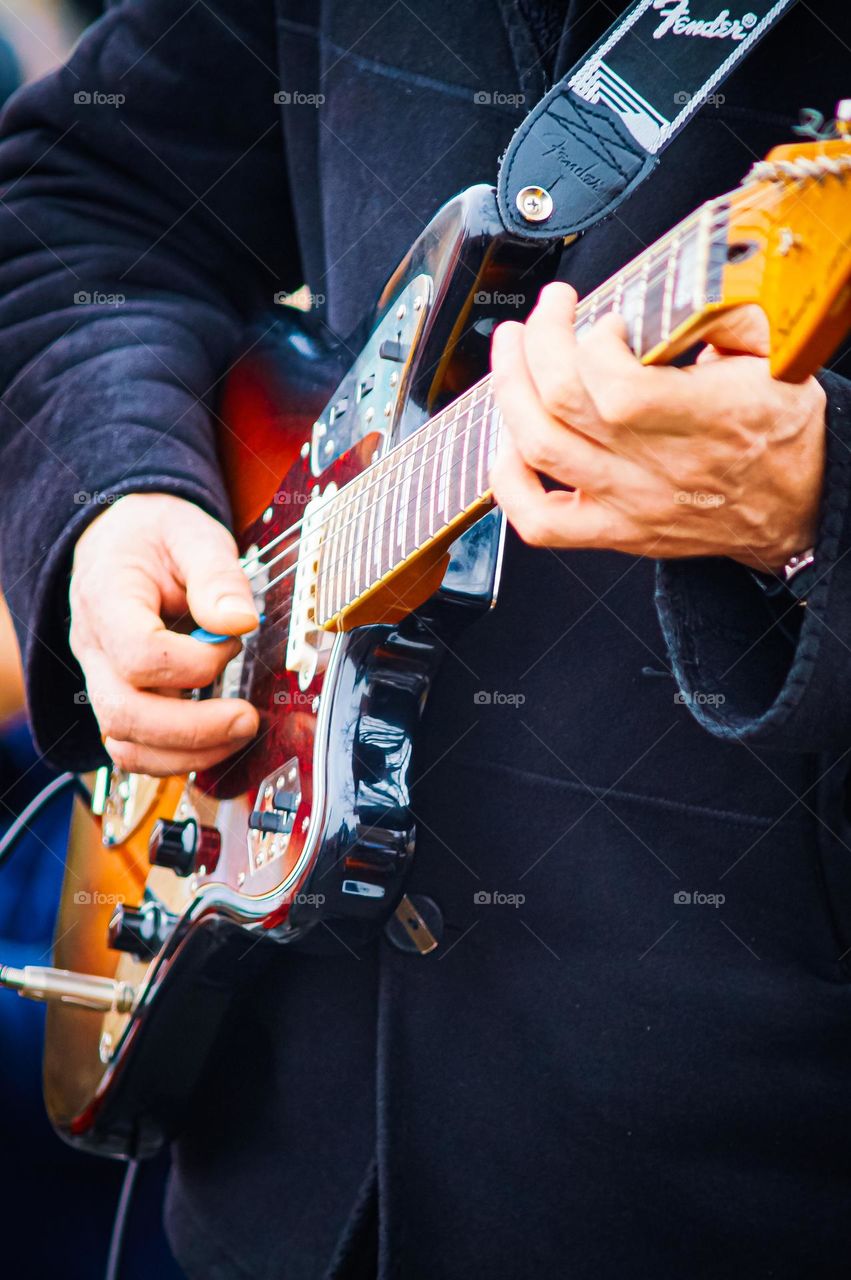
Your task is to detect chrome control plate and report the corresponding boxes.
[310,273,432,475]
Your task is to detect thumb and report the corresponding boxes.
[699,303,770,358]
[165,504,259,636]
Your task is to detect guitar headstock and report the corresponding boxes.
[718,101,851,380]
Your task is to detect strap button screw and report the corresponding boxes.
[516,185,554,223]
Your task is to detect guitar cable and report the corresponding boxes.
[0,770,87,871]
[0,769,141,1280]
[105,1158,141,1280]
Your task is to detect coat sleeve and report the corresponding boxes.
[655,364,851,753]
[0,0,302,769]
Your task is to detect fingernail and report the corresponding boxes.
[217,594,259,621]
[231,710,257,739]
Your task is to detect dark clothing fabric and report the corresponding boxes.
[2,3,851,1278]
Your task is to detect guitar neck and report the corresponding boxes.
[316,198,728,630]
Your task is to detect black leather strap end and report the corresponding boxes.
[497,89,658,242]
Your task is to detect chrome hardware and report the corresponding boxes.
[0,963,137,1013]
[384,894,442,954]
[285,484,337,689]
[100,770,162,846]
[516,185,554,223]
[310,273,432,475]
[247,760,302,877]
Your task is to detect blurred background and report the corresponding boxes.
[0,4,182,1275]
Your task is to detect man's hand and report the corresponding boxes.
[70,494,260,776]
[489,283,827,572]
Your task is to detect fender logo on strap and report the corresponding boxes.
[652,0,759,41]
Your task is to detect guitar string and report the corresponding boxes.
[240,200,737,587]
[252,399,501,640]
[249,199,737,608]
[230,175,821,612]
[245,383,493,598]
[200,167,846,683]
[238,202,722,578]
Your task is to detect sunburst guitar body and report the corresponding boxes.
[4,119,850,1158]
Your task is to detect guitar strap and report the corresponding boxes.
[497,0,798,241]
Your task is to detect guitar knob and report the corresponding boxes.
[107,902,171,958]
[148,818,220,876]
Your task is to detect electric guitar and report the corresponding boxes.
[3,116,850,1159]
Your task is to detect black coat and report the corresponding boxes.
[2,3,851,1277]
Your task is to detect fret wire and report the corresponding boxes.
[447,398,465,521]
[341,473,358,608]
[436,404,454,522]
[320,391,494,613]
[374,462,390,578]
[318,390,494,600]
[661,232,679,342]
[365,464,380,585]
[459,394,472,511]
[398,446,414,557]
